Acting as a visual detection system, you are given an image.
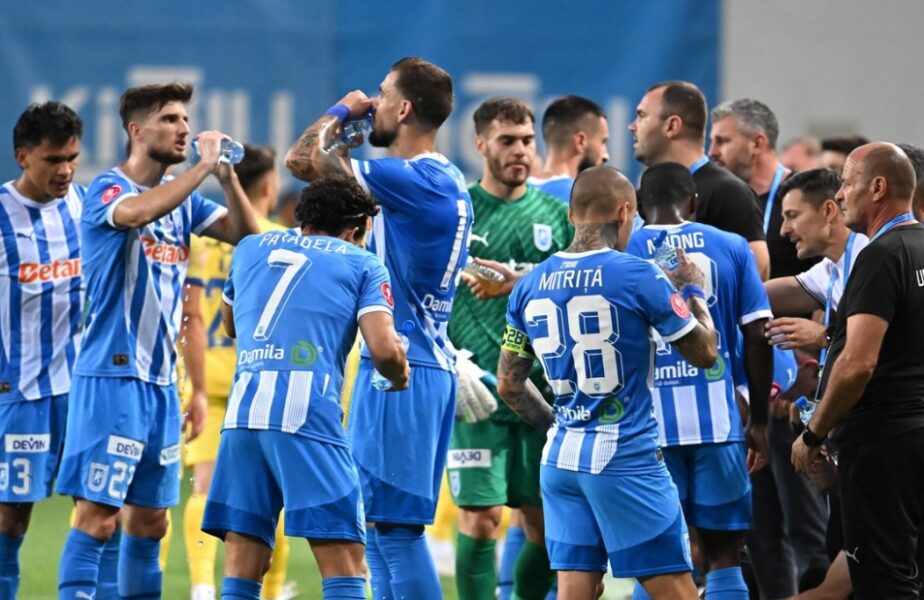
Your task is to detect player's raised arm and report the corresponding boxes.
[358,311,410,391]
[663,248,719,368]
[199,161,260,244]
[496,328,554,432]
[286,91,373,182]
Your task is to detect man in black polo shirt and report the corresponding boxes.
[792,142,924,599]
[629,81,770,279]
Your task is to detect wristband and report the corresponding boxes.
[324,104,350,124]
[680,284,705,301]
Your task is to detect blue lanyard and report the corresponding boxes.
[820,232,857,366]
[689,156,709,174]
[762,164,786,234]
[870,212,916,242]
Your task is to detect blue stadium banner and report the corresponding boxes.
[1,0,719,186]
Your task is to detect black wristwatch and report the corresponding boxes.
[802,425,826,448]
[824,324,836,347]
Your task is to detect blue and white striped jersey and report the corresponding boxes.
[75,167,226,385]
[0,182,84,402]
[627,221,772,446]
[352,153,472,371]
[221,231,393,446]
[505,249,697,475]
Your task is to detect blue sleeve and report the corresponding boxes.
[735,238,773,325]
[357,256,394,318]
[634,263,697,343]
[84,172,135,229]
[505,278,529,334]
[222,245,240,305]
[351,157,420,212]
[190,191,227,235]
[773,347,798,394]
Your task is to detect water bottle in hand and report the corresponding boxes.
[190,137,245,165]
[794,396,817,428]
[371,320,414,391]
[653,230,680,271]
[323,113,374,154]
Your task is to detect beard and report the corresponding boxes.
[577,154,598,173]
[148,145,185,166]
[369,123,398,148]
[487,155,529,188]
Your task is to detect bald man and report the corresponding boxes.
[791,143,924,599]
[497,166,719,599]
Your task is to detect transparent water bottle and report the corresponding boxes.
[189,137,245,165]
[794,395,817,427]
[653,230,680,271]
[461,256,507,296]
[323,114,374,154]
[371,320,414,391]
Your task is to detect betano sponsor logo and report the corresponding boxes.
[239,344,285,366]
[18,258,81,284]
[5,434,51,453]
[141,236,189,264]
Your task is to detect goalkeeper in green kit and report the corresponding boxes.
[448,97,573,600]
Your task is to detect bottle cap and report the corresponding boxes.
[794,395,809,408]
[400,320,415,335]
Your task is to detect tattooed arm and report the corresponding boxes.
[670,296,718,369]
[496,349,555,432]
[285,90,373,182]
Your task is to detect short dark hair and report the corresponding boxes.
[897,143,924,191]
[820,135,868,156]
[472,97,534,135]
[777,168,842,208]
[638,162,696,210]
[119,83,193,132]
[541,95,606,148]
[295,177,379,236]
[233,145,276,192]
[390,57,453,131]
[13,101,83,151]
[649,81,707,140]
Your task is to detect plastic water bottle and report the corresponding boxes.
[189,137,245,165]
[462,256,507,296]
[323,114,374,154]
[794,395,817,427]
[653,230,680,271]
[371,320,414,391]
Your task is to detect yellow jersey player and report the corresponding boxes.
[180,145,293,600]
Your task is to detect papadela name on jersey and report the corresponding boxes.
[257,230,348,254]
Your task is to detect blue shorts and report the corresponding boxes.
[56,375,181,509]
[202,429,365,548]
[541,464,693,578]
[347,361,455,525]
[662,442,752,531]
[0,395,67,503]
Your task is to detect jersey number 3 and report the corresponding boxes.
[524,294,623,397]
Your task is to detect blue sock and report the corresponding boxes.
[365,529,393,600]
[118,534,161,598]
[221,576,261,599]
[97,527,120,599]
[375,524,441,600]
[499,526,525,600]
[632,581,652,599]
[705,566,748,600]
[58,528,106,599]
[0,533,24,598]
[322,576,366,599]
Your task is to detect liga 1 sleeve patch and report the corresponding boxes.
[501,324,533,356]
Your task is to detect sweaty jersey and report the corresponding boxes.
[76,167,227,385]
[0,182,84,402]
[627,222,772,446]
[352,154,472,371]
[504,249,697,474]
[449,183,572,421]
[184,217,283,399]
[221,231,392,446]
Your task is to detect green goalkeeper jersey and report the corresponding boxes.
[449,182,573,421]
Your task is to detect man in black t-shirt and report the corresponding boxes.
[629,81,770,279]
[792,142,924,599]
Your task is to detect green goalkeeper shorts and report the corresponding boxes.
[446,417,546,508]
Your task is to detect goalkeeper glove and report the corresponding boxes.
[455,350,498,423]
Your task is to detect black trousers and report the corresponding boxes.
[746,415,830,599]
[839,427,924,600]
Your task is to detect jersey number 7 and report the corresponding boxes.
[253,249,313,341]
